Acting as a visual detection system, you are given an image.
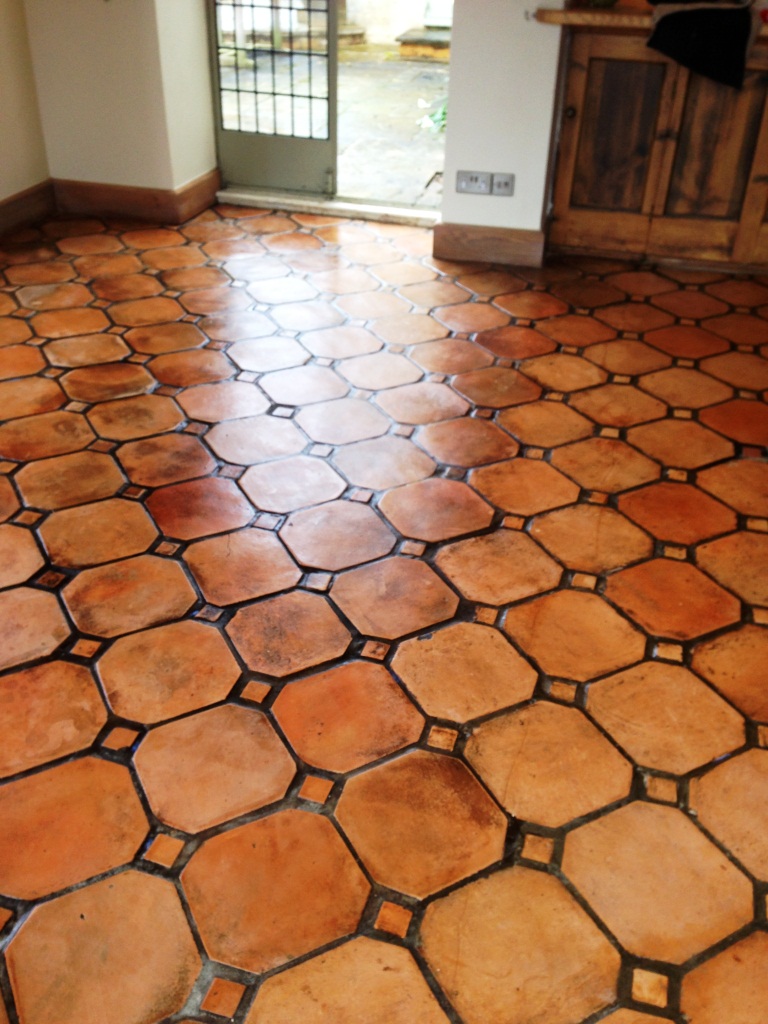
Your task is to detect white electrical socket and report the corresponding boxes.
[492,173,515,196]
[456,171,492,195]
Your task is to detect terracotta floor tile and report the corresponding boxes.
[645,324,729,359]
[476,324,556,359]
[336,749,506,897]
[520,353,608,392]
[0,377,65,422]
[135,704,295,832]
[338,351,422,390]
[703,311,768,345]
[639,367,732,408]
[471,458,581,514]
[606,270,676,297]
[497,399,593,446]
[296,396,390,444]
[421,867,620,1024]
[273,661,423,772]
[120,228,185,250]
[146,477,253,540]
[270,298,344,331]
[5,261,76,285]
[707,277,768,306]
[433,301,510,333]
[44,332,131,367]
[585,339,673,375]
[697,531,768,606]
[239,214,297,236]
[538,312,617,347]
[280,500,395,569]
[692,624,768,720]
[697,457,768,516]
[699,397,768,445]
[87,394,183,441]
[15,450,125,508]
[417,417,519,466]
[227,591,350,676]
[587,661,745,773]
[91,274,162,302]
[0,343,45,380]
[0,523,43,586]
[397,280,469,307]
[594,302,674,334]
[374,259,437,287]
[178,285,252,315]
[681,931,768,1024]
[229,334,310,371]
[551,437,660,492]
[185,527,300,604]
[147,348,234,386]
[62,554,196,637]
[73,251,145,277]
[60,363,155,403]
[457,269,526,295]
[0,317,33,346]
[31,308,111,339]
[700,351,768,390]
[260,364,349,405]
[0,587,70,670]
[494,290,569,319]
[551,279,626,308]
[331,556,458,639]
[436,529,561,605]
[7,871,199,1024]
[124,321,206,355]
[410,337,493,373]
[309,267,379,294]
[376,381,469,423]
[201,310,276,341]
[618,480,737,544]
[116,433,215,486]
[177,379,269,422]
[332,435,435,489]
[452,366,542,408]
[605,559,741,640]
[379,477,493,542]
[246,936,450,1024]
[39,496,157,567]
[627,419,734,469]
[392,621,536,721]
[16,282,93,311]
[208,415,305,465]
[182,810,369,972]
[299,324,381,358]
[466,701,633,826]
[562,802,753,963]
[0,756,147,899]
[160,265,230,290]
[240,454,345,511]
[370,312,449,345]
[652,289,728,319]
[0,661,107,777]
[530,504,653,573]
[0,476,19,522]
[98,619,240,723]
[504,590,645,681]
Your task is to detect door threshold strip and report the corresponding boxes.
[217,187,440,227]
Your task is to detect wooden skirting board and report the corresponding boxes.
[434,222,545,268]
[0,169,221,236]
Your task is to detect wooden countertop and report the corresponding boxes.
[535,6,652,29]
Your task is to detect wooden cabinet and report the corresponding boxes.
[549,31,768,265]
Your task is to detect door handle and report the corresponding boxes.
[564,106,577,120]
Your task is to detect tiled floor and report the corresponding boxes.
[0,207,767,1024]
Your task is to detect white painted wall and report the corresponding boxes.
[22,0,216,192]
[441,0,562,232]
[0,0,48,202]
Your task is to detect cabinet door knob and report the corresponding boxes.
[564,106,577,120]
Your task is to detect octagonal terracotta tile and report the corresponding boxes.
[375,382,469,425]
[627,420,735,470]
[109,296,184,328]
[227,591,351,676]
[124,321,206,355]
[551,438,660,492]
[680,930,768,1024]
[452,367,542,408]
[59,363,155,404]
[338,351,422,390]
[176,380,269,422]
[31,308,110,339]
[699,398,768,446]
[0,661,107,778]
[638,367,732,409]
[617,481,736,545]
[585,339,673,375]
[645,324,728,359]
[392,622,537,722]
[436,529,561,606]
[332,436,435,490]
[700,351,768,390]
[703,312,768,345]
[697,531,768,606]
[245,936,450,1024]
[259,365,348,406]
[562,802,753,963]
[206,414,307,464]
[0,523,44,586]
[135,704,295,832]
[98,619,240,723]
[62,554,196,637]
[0,476,19,523]
[0,410,95,461]
[519,353,607,393]
[369,312,448,346]
[697,458,768,517]
[146,477,253,540]
[272,661,423,772]
[692,625,768,721]
[497,400,593,447]
[116,433,216,486]
[87,395,183,441]
[492,291,567,320]
[38,497,158,567]
[0,756,147,899]
[466,701,632,826]
[330,557,458,640]
[182,810,370,972]
[605,559,741,640]
[148,348,234,387]
[417,417,519,467]
[184,527,300,604]
[6,871,200,1024]
[299,325,381,359]
[336,749,506,898]
[379,478,493,543]
[14,450,126,509]
[530,505,652,574]
[476,324,555,359]
[296,397,390,444]
[280,500,395,570]
[421,866,620,1024]
[0,377,65,420]
[587,662,745,773]
[0,587,70,671]
[689,749,768,879]
[570,383,666,428]
[504,590,645,682]
[240,454,345,512]
[470,459,580,515]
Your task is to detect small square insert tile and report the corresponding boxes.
[14,510,42,526]
[315,356,334,366]
[549,680,578,703]
[273,406,295,418]
[128,352,149,362]
[572,573,597,590]
[400,540,427,556]
[237,371,258,383]
[35,570,66,589]
[644,775,679,804]
[654,642,684,662]
[195,604,223,622]
[748,518,768,533]
[218,465,244,479]
[43,367,63,377]
[143,834,185,869]
[155,386,180,397]
[503,515,526,530]
[474,606,498,625]
[613,375,632,385]
[521,833,556,865]
[101,726,141,751]
[663,544,688,560]
[0,462,15,474]
[304,572,332,591]
[631,968,669,1008]
[122,486,147,500]
[0,907,13,930]
[428,725,459,751]
[600,427,621,438]
[394,425,415,437]
[154,541,180,557]
[544,391,564,401]
[183,422,208,436]
[110,326,126,335]
[89,439,117,452]
[677,357,696,368]
[255,513,281,530]
[665,468,689,482]
[672,408,693,419]
[562,346,579,355]
[311,443,333,457]
[738,389,757,399]
[362,640,390,660]
[586,491,609,505]
[70,638,102,659]
[429,374,447,384]
[353,389,374,400]
[234,676,272,704]
[375,901,413,938]
[525,447,545,459]
[66,402,89,416]
[757,724,768,748]
[744,446,765,458]
[350,488,373,503]
[200,977,247,1018]
[299,775,335,804]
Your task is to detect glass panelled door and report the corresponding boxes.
[211,1,337,194]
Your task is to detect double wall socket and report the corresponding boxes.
[456,170,515,196]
